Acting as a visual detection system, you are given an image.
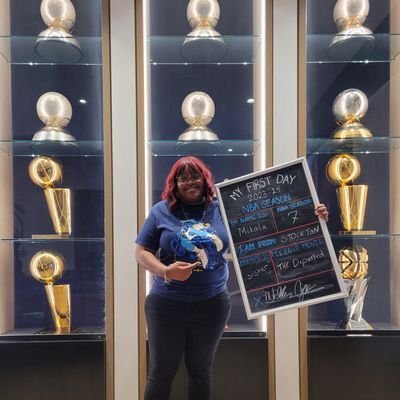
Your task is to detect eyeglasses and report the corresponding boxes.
[176,173,203,184]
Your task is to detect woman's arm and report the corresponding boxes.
[135,244,167,277]
[135,244,198,281]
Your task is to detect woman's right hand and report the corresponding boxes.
[135,244,199,282]
[166,261,199,281]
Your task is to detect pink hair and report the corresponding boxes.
[162,156,216,211]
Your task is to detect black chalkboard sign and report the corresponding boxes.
[216,158,346,319]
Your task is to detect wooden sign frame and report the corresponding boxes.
[216,157,347,319]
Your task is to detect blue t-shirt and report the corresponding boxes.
[135,200,229,301]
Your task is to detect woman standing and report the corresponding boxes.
[135,156,329,400]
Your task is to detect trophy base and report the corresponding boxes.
[35,33,83,63]
[33,128,76,142]
[336,319,373,330]
[36,327,79,335]
[177,128,221,154]
[31,234,71,239]
[31,128,79,154]
[339,230,376,235]
[332,122,373,139]
[181,37,227,63]
[178,128,220,141]
[328,34,375,61]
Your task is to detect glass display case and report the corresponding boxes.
[302,0,400,334]
[300,3,400,398]
[137,0,271,336]
[0,0,107,339]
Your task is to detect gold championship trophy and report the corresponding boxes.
[29,155,72,237]
[35,0,82,63]
[337,245,372,329]
[30,250,71,333]
[326,153,375,235]
[176,91,221,153]
[328,0,375,60]
[181,0,226,63]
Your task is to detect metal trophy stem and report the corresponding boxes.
[44,188,72,235]
[328,0,375,60]
[181,0,226,63]
[35,0,82,63]
[336,184,368,231]
[338,278,372,330]
[45,284,71,333]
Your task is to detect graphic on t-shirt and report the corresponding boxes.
[172,219,223,270]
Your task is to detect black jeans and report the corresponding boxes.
[144,291,231,400]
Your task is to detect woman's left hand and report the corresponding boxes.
[315,203,329,222]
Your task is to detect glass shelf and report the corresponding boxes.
[309,321,400,335]
[330,233,400,240]
[0,328,105,341]
[307,137,400,154]
[0,140,104,157]
[0,237,104,243]
[148,35,261,65]
[222,327,266,338]
[0,35,102,65]
[307,33,400,64]
[150,139,261,156]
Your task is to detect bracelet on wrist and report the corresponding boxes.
[163,266,171,284]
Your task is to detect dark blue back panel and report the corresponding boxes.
[10,0,105,331]
[306,0,391,323]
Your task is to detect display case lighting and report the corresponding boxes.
[259,0,266,169]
